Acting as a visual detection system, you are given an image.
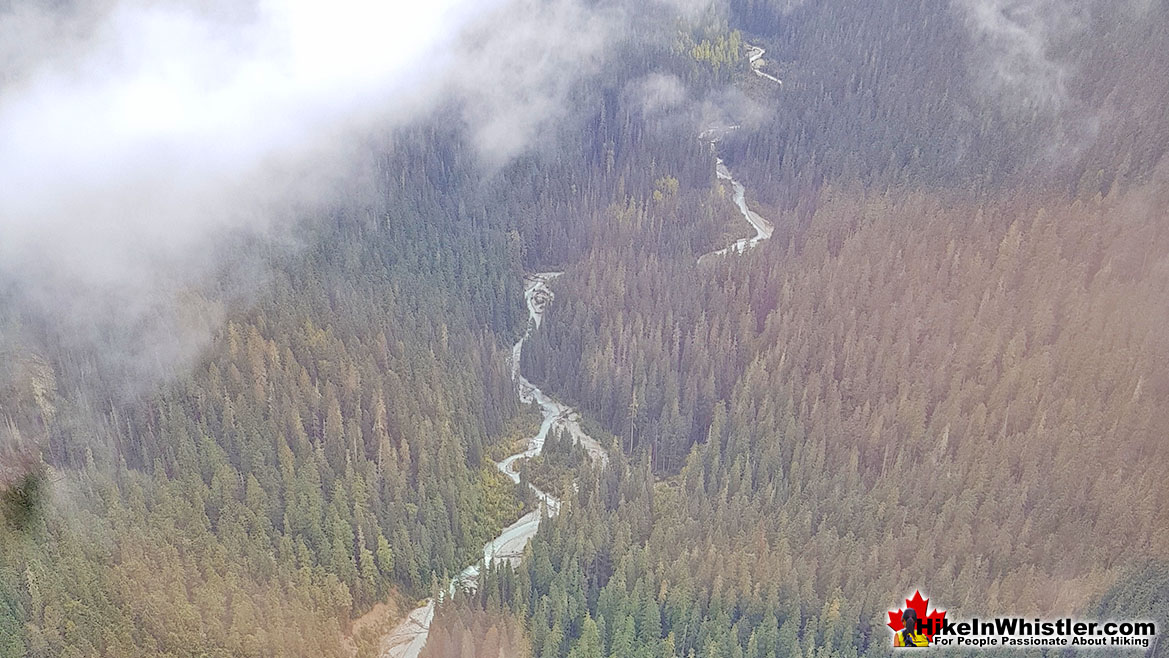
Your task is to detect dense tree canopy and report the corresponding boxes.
[4,2,1169,656]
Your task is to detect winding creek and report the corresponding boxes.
[377,47,779,658]
[746,43,783,85]
[379,274,606,658]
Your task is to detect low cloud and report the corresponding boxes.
[951,0,1159,169]
[953,0,1154,114]
[447,0,619,165]
[0,0,689,390]
[0,0,500,383]
[628,73,689,115]
[953,0,1086,113]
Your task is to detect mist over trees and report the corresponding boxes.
[0,120,539,655]
[464,2,1169,657]
[3,0,1169,656]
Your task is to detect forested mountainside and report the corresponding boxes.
[2,0,1169,657]
[468,1,1169,657]
[0,8,742,654]
[502,181,1169,657]
[418,601,530,658]
[721,0,1169,200]
[0,125,534,656]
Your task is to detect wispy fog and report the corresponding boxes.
[0,0,496,381]
[0,0,697,387]
[955,0,1153,112]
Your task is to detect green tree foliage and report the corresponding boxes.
[484,179,1169,657]
[5,3,1169,655]
[419,598,531,658]
[0,124,533,655]
[719,0,1169,209]
[442,5,1169,653]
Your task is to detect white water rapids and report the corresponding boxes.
[376,42,778,658]
[696,123,775,264]
[378,273,605,658]
[699,158,774,262]
[746,43,783,85]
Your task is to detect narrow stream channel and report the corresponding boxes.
[377,44,780,658]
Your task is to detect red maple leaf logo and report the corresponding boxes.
[888,591,946,641]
